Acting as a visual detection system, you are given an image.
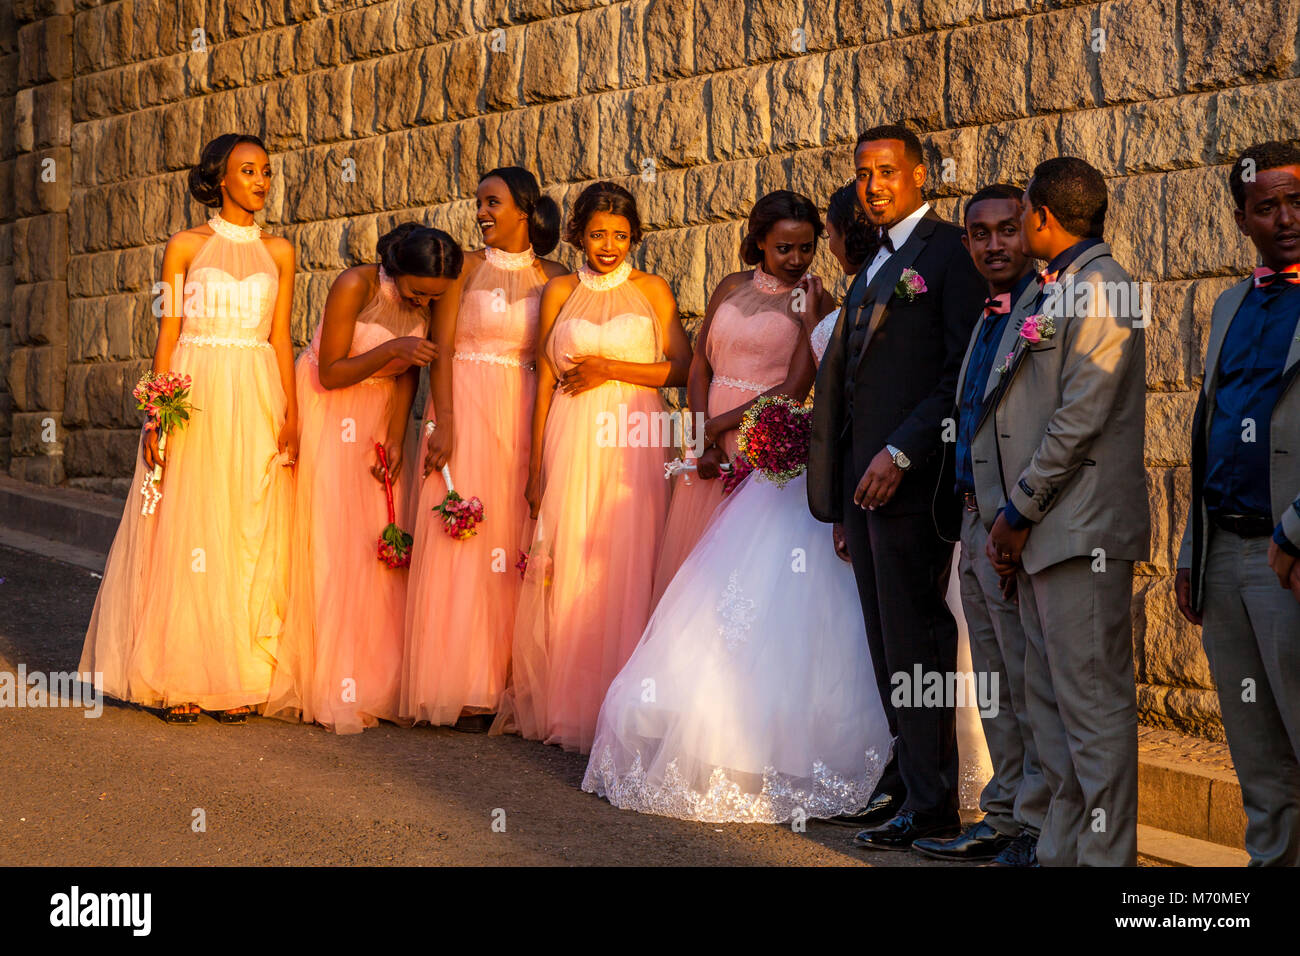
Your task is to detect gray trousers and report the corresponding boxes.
[958,509,1047,837]
[1018,555,1138,866]
[1202,530,1300,866]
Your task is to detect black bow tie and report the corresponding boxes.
[875,228,896,254]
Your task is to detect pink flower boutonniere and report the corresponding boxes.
[895,268,927,302]
[1018,313,1056,344]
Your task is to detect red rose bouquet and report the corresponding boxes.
[735,394,813,489]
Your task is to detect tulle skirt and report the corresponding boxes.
[650,467,726,606]
[264,358,407,733]
[493,382,670,753]
[582,470,893,823]
[78,341,292,712]
[401,361,535,725]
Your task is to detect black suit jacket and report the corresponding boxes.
[807,209,985,535]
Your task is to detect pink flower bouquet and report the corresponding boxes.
[433,465,485,541]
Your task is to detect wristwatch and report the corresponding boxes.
[886,444,911,471]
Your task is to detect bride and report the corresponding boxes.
[581,186,893,823]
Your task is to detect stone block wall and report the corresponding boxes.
[4,0,1299,739]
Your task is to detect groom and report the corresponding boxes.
[809,124,986,849]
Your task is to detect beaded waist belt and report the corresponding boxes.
[177,332,272,350]
[454,350,536,371]
[713,374,776,393]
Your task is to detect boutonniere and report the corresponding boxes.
[995,350,1016,376]
[1017,313,1056,344]
[894,268,927,302]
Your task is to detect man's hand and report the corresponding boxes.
[997,571,1018,604]
[985,511,1030,576]
[1174,567,1203,626]
[853,447,903,510]
[832,522,851,563]
[1268,538,1298,590]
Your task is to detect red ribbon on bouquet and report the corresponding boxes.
[375,442,413,569]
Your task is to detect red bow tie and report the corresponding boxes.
[984,293,1011,316]
[1252,264,1300,289]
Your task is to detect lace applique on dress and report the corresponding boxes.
[752,264,795,295]
[208,216,262,243]
[577,260,631,291]
[810,308,838,364]
[581,744,889,824]
[484,245,537,270]
[716,569,757,651]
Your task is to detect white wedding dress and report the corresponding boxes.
[581,311,894,822]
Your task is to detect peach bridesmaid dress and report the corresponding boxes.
[264,267,427,734]
[493,260,669,754]
[651,266,808,603]
[79,216,293,711]
[401,246,545,726]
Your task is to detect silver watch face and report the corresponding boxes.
[894,450,910,470]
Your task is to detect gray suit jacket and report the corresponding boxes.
[986,241,1149,575]
[1177,278,1300,610]
[959,278,1041,530]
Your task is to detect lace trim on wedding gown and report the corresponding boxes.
[583,745,888,824]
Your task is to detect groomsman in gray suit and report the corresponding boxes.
[984,157,1148,866]
[912,184,1049,866]
[1176,141,1300,867]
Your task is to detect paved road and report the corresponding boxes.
[0,542,969,867]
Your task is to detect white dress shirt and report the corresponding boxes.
[864,201,931,284]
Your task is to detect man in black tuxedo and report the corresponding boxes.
[808,124,986,849]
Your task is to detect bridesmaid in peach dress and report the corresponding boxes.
[264,225,461,734]
[492,181,691,753]
[401,168,566,730]
[79,134,297,724]
[651,190,834,602]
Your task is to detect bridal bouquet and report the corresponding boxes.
[720,456,753,496]
[736,395,812,489]
[133,370,195,515]
[433,465,485,540]
[374,443,413,568]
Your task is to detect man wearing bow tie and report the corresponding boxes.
[912,184,1047,866]
[1175,141,1300,866]
[982,157,1147,866]
[808,124,985,849]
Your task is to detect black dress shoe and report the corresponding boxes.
[911,818,1014,861]
[984,830,1039,867]
[853,810,961,851]
[824,792,901,828]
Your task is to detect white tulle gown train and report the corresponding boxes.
[581,468,892,823]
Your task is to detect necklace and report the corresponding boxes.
[578,259,632,291]
[208,215,261,243]
[485,245,537,270]
[753,264,795,294]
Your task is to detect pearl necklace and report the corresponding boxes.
[484,245,537,270]
[208,216,262,243]
[578,259,631,291]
